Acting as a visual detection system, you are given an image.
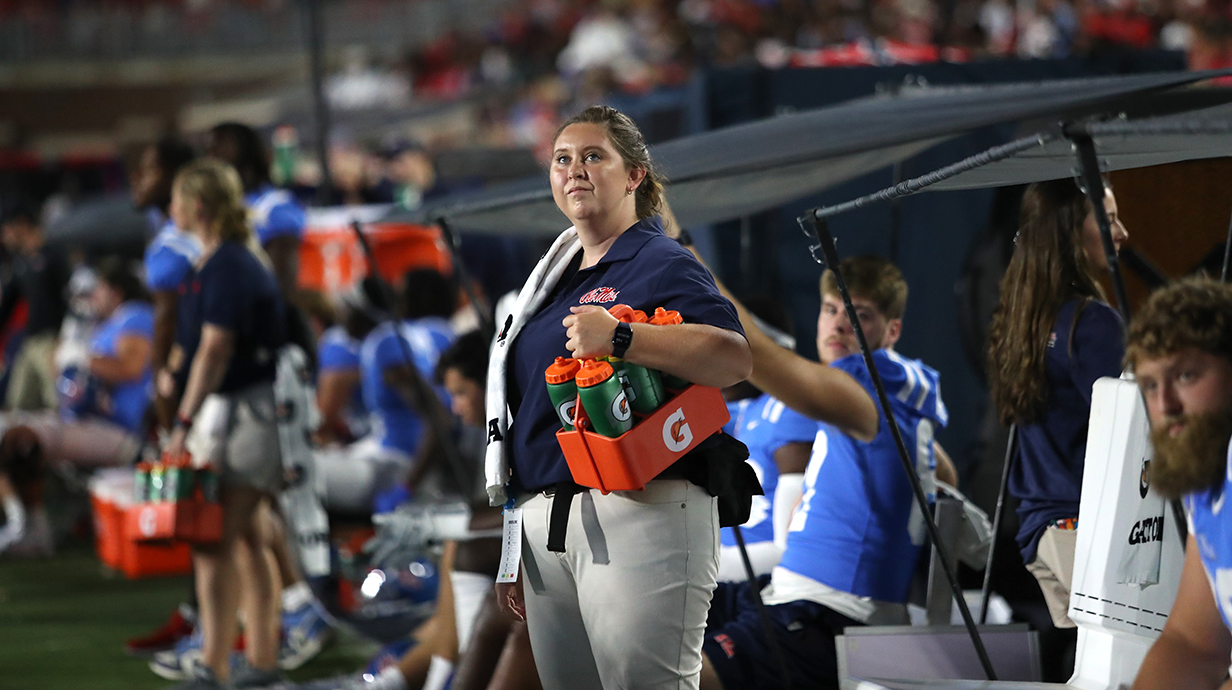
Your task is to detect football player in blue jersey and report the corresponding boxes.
[1126,278,1232,690]
[691,254,953,690]
[719,298,814,581]
[315,269,457,513]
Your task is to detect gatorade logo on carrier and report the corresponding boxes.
[139,506,158,538]
[612,390,632,423]
[558,399,577,425]
[662,408,693,452]
[1140,458,1151,499]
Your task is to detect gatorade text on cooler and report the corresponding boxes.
[545,357,582,431]
[648,307,691,391]
[606,305,666,414]
[575,359,634,438]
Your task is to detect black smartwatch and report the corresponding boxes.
[611,322,633,358]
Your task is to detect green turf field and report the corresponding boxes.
[0,545,376,690]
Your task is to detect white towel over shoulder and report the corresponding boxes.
[484,227,582,506]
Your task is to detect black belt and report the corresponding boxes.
[545,481,582,553]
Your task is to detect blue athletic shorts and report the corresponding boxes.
[702,576,863,690]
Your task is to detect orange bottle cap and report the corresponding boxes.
[608,304,648,323]
[649,307,682,325]
[545,356,581,384]
[575,358,616,388]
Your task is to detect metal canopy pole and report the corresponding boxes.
[435,217,495,343]
[805,216,998,681]
[1070,133,1189,547]
[305,0,334,205]
[1222,209,1232,282]
[1070,135,1131,323]
[978,424,1016,624]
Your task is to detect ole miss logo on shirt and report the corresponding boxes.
[579,287,619,304]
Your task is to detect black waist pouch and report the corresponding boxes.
[673,432,763,527]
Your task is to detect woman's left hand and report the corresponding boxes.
[563,306,619,359]
[165,425,188,458]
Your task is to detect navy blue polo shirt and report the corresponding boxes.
[1011,297,1124,563]
[176,241,285,394]
[505,216,744,493]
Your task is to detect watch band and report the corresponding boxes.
[611,322,633,358]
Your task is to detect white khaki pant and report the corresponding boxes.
[519,479,719,690]
[1025,526,1078,629]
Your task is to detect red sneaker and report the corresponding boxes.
[125,608,195,658]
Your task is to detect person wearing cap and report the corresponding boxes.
[488,105,750,690]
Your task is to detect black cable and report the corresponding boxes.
[732,526,792,690]
[808,216,998,681]
[978,424,1016,625]
[434,217,495,344]
[349,220,473,497]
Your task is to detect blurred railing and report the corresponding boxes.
[0,0,514,61]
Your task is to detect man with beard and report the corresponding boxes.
[1127,278,1232,690]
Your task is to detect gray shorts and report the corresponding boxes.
[219,384,283,495]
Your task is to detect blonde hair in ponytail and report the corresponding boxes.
[174,158,252,243]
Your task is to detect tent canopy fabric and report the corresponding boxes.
[808,98,1232,220]
[398,70,1232,237]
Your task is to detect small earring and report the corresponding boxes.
[626,188,633,195]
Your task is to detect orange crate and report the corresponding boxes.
[556,384,730,493]
[89,494,124,570]
[119,529,192,579]
[126,501,223,544]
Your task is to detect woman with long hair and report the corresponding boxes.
[489,105,751,689]
[987,178,1129,631]
[163,158,286,689]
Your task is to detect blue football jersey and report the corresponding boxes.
[360,317,454,456]
[247,186,305,246]
[1185,438,1232,634]
[779,349,948,603]
[722,394,819,548]
[144,222,201,292]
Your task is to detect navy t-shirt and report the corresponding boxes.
[1011,297,1124,563]
[505,217,744,493]
[176,241,285,393]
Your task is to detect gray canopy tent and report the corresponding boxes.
[792,80,1232,681]
[394,70,1232,237]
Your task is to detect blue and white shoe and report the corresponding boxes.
[150,628,204,680]
[278,600,334,670]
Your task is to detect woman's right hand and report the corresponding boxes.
[496,579,526,622]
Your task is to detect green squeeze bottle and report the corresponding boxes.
[649,307,692,391]
[545,357,582,430]
[606,305,665,414]
[576,359,634,438]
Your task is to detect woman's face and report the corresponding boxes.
[550,123,644,225]
[91,281,123,319]
[169,183,201,234]
[1080,188,1128,272]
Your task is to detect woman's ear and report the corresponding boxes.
[628,166,647,191]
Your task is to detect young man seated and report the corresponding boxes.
[0,257,154,556]
[1127,278,1232,690]
[695,255,949,690]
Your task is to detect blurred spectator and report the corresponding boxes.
[380,139,442,210]
[0,199,70,411]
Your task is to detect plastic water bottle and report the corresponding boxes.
[576,359,634,438]
[648,307,692,391]
[545,357,582,430]
[606,305,665,414]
